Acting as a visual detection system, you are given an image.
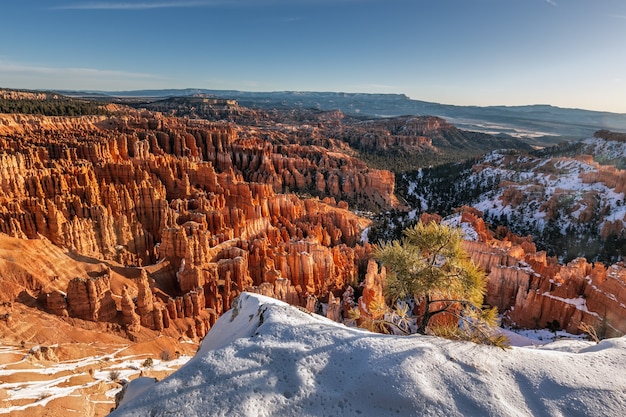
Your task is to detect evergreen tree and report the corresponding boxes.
[374,221,508,347]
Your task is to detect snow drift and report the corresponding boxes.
[110,292,626,417]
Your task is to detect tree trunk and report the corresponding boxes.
[417,295,431,334]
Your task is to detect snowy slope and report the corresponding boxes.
[472,145,626,231]
[399,136,626,262]
[110,292,626,417]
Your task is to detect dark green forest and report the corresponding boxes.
[0,96,109,116]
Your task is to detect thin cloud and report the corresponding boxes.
[51,1,222,10]
[0,61,159,80]
[52,0,371,11]
[545,0,557,6]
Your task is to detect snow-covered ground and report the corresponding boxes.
[111,292,626,417]
[471,146,626,233]
[0,344,191,415]
[401,136,626,262]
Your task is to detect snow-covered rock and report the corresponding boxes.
[400,135,626,263]
[111,292,626,417]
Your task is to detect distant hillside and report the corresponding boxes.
[126,95,533,172]
[333,115,533,171]
[79,88,626,141]
[0,88,109,116]
[394,131,626,263]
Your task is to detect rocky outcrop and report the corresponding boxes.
[337,116,486,153]
[28,345,58,362]
[135,270,156,329]
[358,259,386,320]
[0,110,383,341]
[45,290,68,317]
[65,271,117,322]
[457,211,626,337]
[326,292,342,322]
[120,286,141,333]
[594,129,626,143]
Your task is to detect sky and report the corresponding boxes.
[1,0,626,113]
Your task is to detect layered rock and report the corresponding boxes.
[358,259,386,320]
[326,292,342,322]
[120,286,141,333]
[45,290,68,317]
[65,271,117,322]
[457,210,626,337]
[0,110,382,341]
[135,270,156,329]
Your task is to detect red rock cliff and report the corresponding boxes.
[457,209,626,337]
[0,111,383,340]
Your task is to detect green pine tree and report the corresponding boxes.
[374,221,509,348]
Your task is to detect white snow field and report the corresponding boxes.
[111,292,626,417]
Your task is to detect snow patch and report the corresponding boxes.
[110,292,626,417]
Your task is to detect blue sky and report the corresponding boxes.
[1,0,625,113]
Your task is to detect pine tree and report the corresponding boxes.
[374,221,508,348]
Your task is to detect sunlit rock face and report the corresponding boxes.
[458,209,626,337]
[1,108,625,344]
[0,111,382,339]
[65,271,117,322]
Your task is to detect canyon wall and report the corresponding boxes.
[459,209,626,337]
[2,109,625,343]
[0,111,382,340]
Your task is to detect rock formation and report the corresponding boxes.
[65,271,117,322]
[2,106,625,346]
[358,259,386,320]
[326,292,342,322]
[457,209,626,337]
[0,110,382,341]
[120,286,141,333]
[45,290,68,317]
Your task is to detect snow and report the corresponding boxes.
[405,139,626,246]
[360,226,369,244]
[541,293,600,318]
[116,377,158,407]
[0,344,191,414]
[443,214,479,241]
[501,328,586,346]
[110,292,626,417]
[445,118,557,139]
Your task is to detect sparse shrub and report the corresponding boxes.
[547,320,561,340]
[142,357,154,368]
[160,350,172,361]
[109,370,121,381]
[579,322,600,344]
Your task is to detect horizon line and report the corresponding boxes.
[3,85,624,115]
